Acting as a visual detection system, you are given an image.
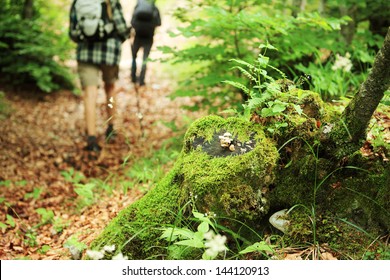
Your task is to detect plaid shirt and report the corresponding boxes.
[69,0,130,66]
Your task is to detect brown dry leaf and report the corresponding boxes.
[284,253,303,260]
[320,252,338,260]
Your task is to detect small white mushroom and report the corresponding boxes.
[219,132,233,148]
[229,144,235,152]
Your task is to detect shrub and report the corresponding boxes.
[0,2,75,92]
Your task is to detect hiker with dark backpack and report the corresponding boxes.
[131,0,161,86]
[69,0,130,152]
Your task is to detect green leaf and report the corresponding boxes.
[0,222,8,230]
[259,42,278,51]
[160,227,194,241]
[197,221,209,233]
[36,208,55,224]
[293,104,303,115]
[39,245,51,254]
[272,103,287,113]
[6,215,15,227]
[239,241,274,255]
[257,55,270,67]
[175,238,204,249]
[192,211,205,220]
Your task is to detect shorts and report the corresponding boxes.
[77,62,119,87]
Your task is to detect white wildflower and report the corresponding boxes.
[103,245,116,253]
[203,230,215,240]
[331,52,352,72]
[86,249,104,260]
[67,245,81,260]
[136,112,143,119]
[203,230,227,258]
[112,252,129,260]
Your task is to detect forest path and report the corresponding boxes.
[0,0,202,259]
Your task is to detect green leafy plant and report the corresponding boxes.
[124,143,181,193]
[225,45,306,137]
[38,245,51,255]
[61,168,85,184]
[52,216,69,234]
[0,2,75,92]
[161,0,350,113]
[24,231,38,247]
[74,183,96,209]
[161,209,274,260]
[64,235,88,260]
[36,208,55,226]
[161,211,228,260]
[24,187,43,200]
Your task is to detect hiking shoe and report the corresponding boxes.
[105,124,117,141]
[84,136,101,152]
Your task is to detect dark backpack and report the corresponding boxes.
[71,0,115,42]
[131,0,159,37]
[133,0,154,21]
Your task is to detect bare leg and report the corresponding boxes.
[83,85,101,151]
[83,85,98,136]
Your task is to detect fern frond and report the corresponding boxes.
[229,59,256,70]
[231,66,257,82]
[222,80,250,95]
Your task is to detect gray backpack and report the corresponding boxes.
[71,0,114,42]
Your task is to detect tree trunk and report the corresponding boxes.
[327,27,390,159]
[318,0,326,15]
[339,5,358,45]
[291,0,306,17]
[23,0,34,19]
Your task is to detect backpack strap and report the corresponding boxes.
[106,0,113,21]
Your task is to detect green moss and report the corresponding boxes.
[90,166,183,259]
[179,116,278,224]
[263,90,334,146]
[91,116,279,259]
[281,208,378,259]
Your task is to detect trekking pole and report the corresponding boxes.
[130,36,145,139]
[133,83,145,139]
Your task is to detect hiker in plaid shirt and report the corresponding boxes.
[69,0,130,152]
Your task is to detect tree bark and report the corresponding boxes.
[328,27,390,159]
[318,0,326,15]
[23,0,34,19]
[339,5,358,45]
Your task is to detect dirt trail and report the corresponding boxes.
[0,0,203,260]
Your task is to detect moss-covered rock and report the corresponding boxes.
[91,116,278,259]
